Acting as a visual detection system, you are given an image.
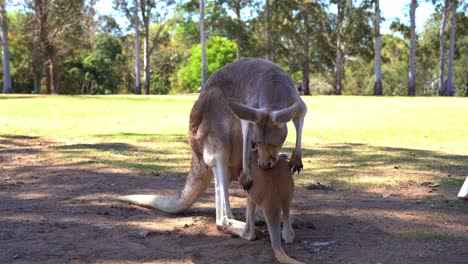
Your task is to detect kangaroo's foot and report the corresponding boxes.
[274,249,304,264]
[222,219,257,241]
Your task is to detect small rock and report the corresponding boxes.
[310,241,335,247]
[302,240,337,254]
[428,183,439,188]
[382,194,391,198]
[4,175,11,180]
[139,230,151,239]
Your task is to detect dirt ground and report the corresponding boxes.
[1,136,467,264]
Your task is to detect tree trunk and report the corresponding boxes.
[235,3,241,60]
[373,0,382,96]
[334,5,344,99]
[335,48,343,95]
[35,0,58,94]
[334,0,344,95]
[408,0,416,96]
[302,11,310,96]
[199,0,206,87]
[264,0,271,61]
[143,9,151,95]
[0,1,12,93]
[45,62,51,94]
[34,0,52,94]
[48,44,59,94]
[446,0,457,96]
[33,63,41,94]
[438,0,449,96]
[134,0,142,94]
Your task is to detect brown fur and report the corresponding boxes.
[236,152,303,264]
[239,153,293,212]
[117,58,306,232]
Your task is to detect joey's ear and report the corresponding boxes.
[227,99,266,123]
[270,102,299,124]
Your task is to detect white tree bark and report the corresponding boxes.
[438,0,449,95]
[0,0,12,93]
[143,2,151,95]
[199,0,206,87]
[134,0,142,94]
[446,0,457,96]
[373,0,382,95]
[408,0,416,96]
[264,0,271,61]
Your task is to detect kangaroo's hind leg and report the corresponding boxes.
[222,197,257,241]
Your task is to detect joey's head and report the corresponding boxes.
[228,100,298,169]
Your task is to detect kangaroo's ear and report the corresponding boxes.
[228,100,266,123]
[271,102,298,124]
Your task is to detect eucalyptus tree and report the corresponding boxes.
[0,0,12,93]
[199,0,206,86]
[133,0,141,94]
[113,0,139,94]
[317,0,373,95]
[220,0,253,60]
[24,0,94,94]
[139,0,174,94]
[445,0,458,96]
[408,0,417,96]
[373,0,382,95]
[437,0,450,95]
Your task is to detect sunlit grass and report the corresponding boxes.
[1,94,467,190]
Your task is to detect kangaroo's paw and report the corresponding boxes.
[288,150,303,174]
[239,170,253,191]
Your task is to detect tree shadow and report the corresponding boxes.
[281,143,468,188]
[1,135,468,263]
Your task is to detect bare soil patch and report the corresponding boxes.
[1,136,467,264]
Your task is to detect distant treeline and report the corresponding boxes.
[1,0,467,96]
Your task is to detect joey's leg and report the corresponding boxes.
[289,113,305,174]
[281,206,295,244]
[266,210,303,264]
[240,120,253,188]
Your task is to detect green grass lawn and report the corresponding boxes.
[1,94,467,189]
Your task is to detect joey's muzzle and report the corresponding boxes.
[258,157,278,169]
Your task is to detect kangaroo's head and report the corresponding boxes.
[228,100,298,169]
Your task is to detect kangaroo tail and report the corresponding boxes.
[117,155,212,214]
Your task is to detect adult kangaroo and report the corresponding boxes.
[118,57,307,230]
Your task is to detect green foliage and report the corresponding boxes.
[83,34,123,94]
[177,36,236,92]
[2,1,467,95]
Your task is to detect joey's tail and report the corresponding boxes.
[117,155,212,214]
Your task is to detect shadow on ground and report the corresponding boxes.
[1,134,467,263]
